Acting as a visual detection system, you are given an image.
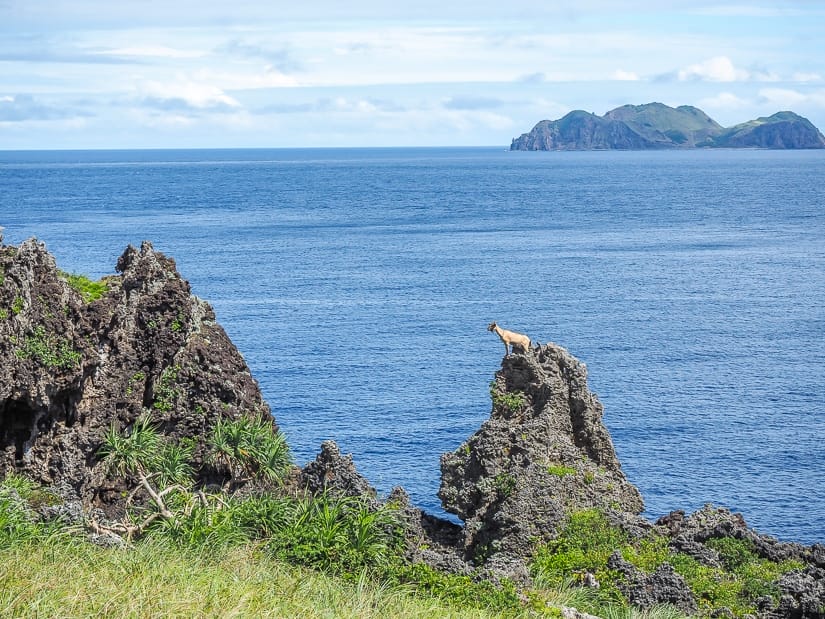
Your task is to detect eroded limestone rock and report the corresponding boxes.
[439,343,644,566]
[0,238,273,510]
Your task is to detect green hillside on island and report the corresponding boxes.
[510,103,825,150]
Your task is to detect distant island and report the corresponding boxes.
[510,102,825,150]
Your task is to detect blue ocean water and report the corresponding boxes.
[1,147,823,544]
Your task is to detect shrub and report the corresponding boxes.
[547,464,577,478]
[489,382,526,414]
[531,509,630,613]
[671,536,805,615]
[264,493,400,574]
[533,509,628,586]
[207,416,291,491]
[59,271,108,302]
[152,365,181,412]
[14,325,82,369]
[493,472,517,497]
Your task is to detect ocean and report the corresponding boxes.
[1,147,823,544]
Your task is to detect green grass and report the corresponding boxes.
[0,469,539,618]
[546,464,577,478]
[0,469,536,618]
[0,537,530,619]
[13,325,82,369]
[531,509,628,612]
[531,509,805,618]
[59,271,109,302]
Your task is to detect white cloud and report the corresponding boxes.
[99,46,204,59]
[698,91,751,110]
[689,5,811,17]
[137,79,241,111]
[678,56,748,82]
[612,69,640,81]
[792,72,822,83]
[757,88,825,108]
[192,68,299,90]
[674,56,788,83]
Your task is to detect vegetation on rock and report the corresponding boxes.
[2,238,822,619]
[58,270,109,302]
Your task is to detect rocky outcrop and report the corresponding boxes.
[300,440,378,502]
[439,343,644,568]
[650,506,825,619]
[509,111,658,150]
[510,103,825,150]
[0,237,274,510]
[4,236,825,617]
[715,112,825,149]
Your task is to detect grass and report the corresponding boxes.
[59,270,109,302]
[0,469,536,618]
[13,325,82,369]
[3,429,805,619]
[0,537,526,618]
[531,508,805,618]
[152,365,182,412]
[546,464,577,478]
[2,475,803,619]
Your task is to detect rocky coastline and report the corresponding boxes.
[1,235,823,618]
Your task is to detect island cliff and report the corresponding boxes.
[510,103,825,150]
[1,236,824,618]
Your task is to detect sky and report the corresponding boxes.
[1,1,824,149]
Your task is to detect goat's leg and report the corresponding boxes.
[503,342,510,355]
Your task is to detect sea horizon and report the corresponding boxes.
[2,147,824,544]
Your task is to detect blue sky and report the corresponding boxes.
[1,1,824,148]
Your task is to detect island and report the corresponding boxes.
[510,103,825,150]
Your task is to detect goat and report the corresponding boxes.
[487,322,531,355]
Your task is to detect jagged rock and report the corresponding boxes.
[6,236,825,618]
[666,505,807,566]
[387,486,471,575]
[807,544,825,569]
[609,551,697,613]
[439,343,644,566]
[770,567,825,619]
[0,238,274,511]
[300,440,378,502]
[652,505,825,619]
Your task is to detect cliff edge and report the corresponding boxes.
[0,236,274,510]
[440,343,644,566]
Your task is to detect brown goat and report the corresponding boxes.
[487,322,531,355]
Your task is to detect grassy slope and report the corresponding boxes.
[0,536,524,619]
[604,103,722,144]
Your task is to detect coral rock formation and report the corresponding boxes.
[440,343,644,565]
[0,238,273,509]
